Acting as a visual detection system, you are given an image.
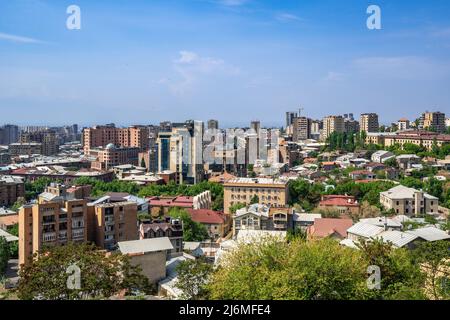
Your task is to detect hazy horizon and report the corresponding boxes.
[1,0,450,126]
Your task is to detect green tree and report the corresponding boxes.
[17,243,152,300]
[7,224,19,258]
[229,203,246,214]
[413,241,450,300]
[208,238,368,300]
[169,208,209,241]
[250,195,259,204]
[357,239,426,300]
[0,236,10,277]
[175,257,213,300]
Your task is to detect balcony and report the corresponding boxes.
[59,231,68,240]
[42,232,57,242]
[72,229,84,239]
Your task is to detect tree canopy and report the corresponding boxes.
[17,243,152,300]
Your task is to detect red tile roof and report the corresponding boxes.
[308,218,353,239]
[186,209,227,224]
[319,195,359,207]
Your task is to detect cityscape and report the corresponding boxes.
[0,0,449,308]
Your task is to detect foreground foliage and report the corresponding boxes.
[17,243,152,300]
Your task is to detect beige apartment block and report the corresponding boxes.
[223,178,288,214]
[380,185,439,216]
[360,113,379,133]
[87,201,138,251]
[321,116,345,141]
[18,199,88,266]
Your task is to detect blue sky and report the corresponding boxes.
[0,0,450,127]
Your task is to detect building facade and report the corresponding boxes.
[360,113,379,133]
[223,178,288,214]
[19,199,88,266]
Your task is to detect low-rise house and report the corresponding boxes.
[232,204,270,237]
[349,170,376,181]
[406,227,450,242]
[396,154,421,170]
[307,218,353,240]
[139,219,184,257]
[0,228,19,242]
[293,213,322,230]
[373,231,419,249]
[118,237,174,284]
[147,191,212,217]
[359,217,403,230]
[347,222,384,242]
[158,253,196,299]
[0,208,18,230]
[365,163,386,173]
[380,185,439,216]
[371,150,395,163]
[318,195,360,217]
[321,162,338,171]
[186,208,231,240]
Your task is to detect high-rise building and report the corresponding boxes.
[157,121,204,184]
[292,117,311,141]
[343,114,360,134]
[250,121,261,133]
[87,201,138,251]
[322,116,345,141]
[360,113,379,133]
[285,112,298,129]
[0,124,19,145]
[207,119,219,130]
[420,111,446,133]
[397,118,410,131]
[82,125,149,154]
[19,199,88,266]
[20,130,58,156]
[89,144,140,170]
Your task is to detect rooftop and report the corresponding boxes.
[406,227,450,242]
[186,208,226,224]
[118,237,174,255]
[381,185,438,200]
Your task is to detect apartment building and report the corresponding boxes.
[19,199,88,266]
[89,144,140,170]
[383,131,450,151]
[82,124,149,154]
[398,118,410,131]
[139,219,183,256]
[20,130,58,156]
[360,113,379,133]
[0,175,25,207]
[8,142,43,156]
[380,185,439,216]
[0,124,19,145]
[321,116,345,141]
[207,119,219,130]
[420,111,446,133]
[87,201,138,251]
[156,121,204,184]
[292,117,311,141]
[223,178,288,214]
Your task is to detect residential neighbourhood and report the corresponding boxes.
[1,108,449,301]
[0,0,449,305]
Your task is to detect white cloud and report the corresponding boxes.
[275,13,302,23]
[166,51,241,95]
[0,32,44,44]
